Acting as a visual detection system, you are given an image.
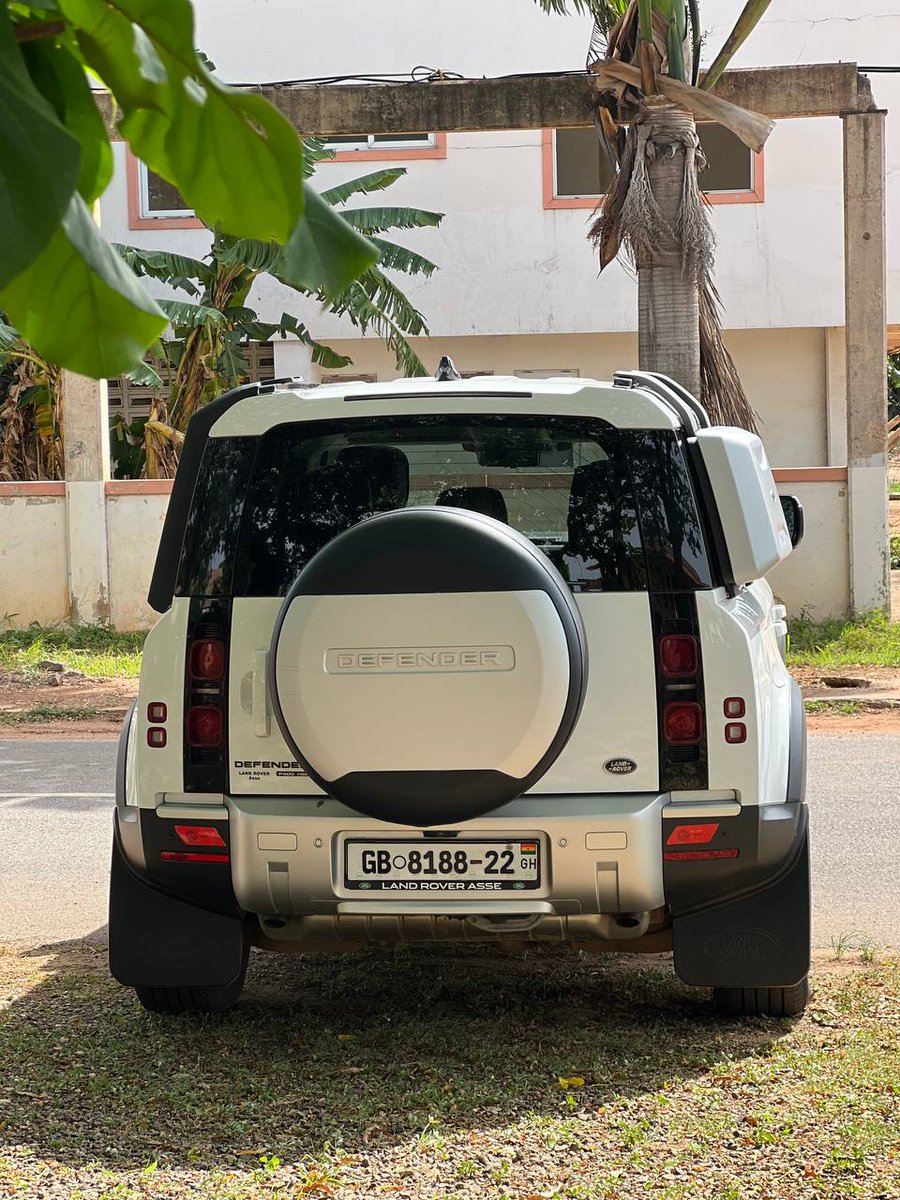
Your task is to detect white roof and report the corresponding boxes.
[209,375,681,437]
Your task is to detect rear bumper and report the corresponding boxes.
[226,792,672,919]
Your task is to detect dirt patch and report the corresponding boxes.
[0,670,137,739]
[806,707,900,734]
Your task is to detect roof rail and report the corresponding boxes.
[613,370,710,434]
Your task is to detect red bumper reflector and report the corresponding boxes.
[666,822,719,846]
[659,634,698,677]
[160,851,230,864]
[190,639,226,681]
[147,702,167,723]
[174,824,226,848]
[723,697,745,718]
[664,849,739,862]
[725,722,747,744]
[663,701,703,745]
[146,727,167,748]
[187,705,223,747]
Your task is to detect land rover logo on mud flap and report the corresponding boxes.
[604,758,637,775]
[325,646,516,674]
[704,928,779,962]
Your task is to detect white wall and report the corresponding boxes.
[0,478,850,630]
[106,492,170,631]
[0,495,69,626]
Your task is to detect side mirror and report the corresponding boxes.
[780,495,804,548]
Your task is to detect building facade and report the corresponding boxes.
[11,0,894,628]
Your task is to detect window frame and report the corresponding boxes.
[126,150,204,230]
[542,128,765,210]
[323,132,448,162]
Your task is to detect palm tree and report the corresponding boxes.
[117,142,442,438]
[0,143,443,481]
[536,0,773,428]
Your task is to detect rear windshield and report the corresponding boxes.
[174,414,712,598]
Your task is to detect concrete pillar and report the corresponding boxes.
[61,371,110,624]
[272,339,317,384]
[824,327,848,467]
[842,111,889,616]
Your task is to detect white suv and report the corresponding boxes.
[110,368,809,1017]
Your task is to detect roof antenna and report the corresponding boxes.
[435,355,461,381]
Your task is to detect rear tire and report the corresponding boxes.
[712,976,809,1018]
[135,970,246,1015]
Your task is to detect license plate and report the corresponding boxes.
[343,839,542,892]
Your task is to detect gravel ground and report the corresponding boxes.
[0,944,897,1200]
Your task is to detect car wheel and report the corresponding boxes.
[712,976,809,1018]
[134,959,247,1014]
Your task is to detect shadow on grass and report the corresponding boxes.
[0,939,791,1171]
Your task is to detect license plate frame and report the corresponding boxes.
[342,838,543,893]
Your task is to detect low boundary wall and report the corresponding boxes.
[0,470,852,631]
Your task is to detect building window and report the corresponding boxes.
[324,132,448,162]
[126,150,204,229]
[140,165,192,219]
[543,126,764,209]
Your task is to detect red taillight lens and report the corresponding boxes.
[659,635,698,677]
[663,849,739,862]
[160,851,229,864]
[190,639,225,681]
[666,822,719,846]
[663,701,703,745]
[187,705,223,747]
[174,824,226,848]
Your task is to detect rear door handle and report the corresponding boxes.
[253,649,271,737]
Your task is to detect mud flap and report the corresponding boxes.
[672,829,811,989]
[109,824,247,989]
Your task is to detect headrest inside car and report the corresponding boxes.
[339,445,410,511]
[435,485,509,523]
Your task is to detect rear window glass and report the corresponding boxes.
[174,414,712,598]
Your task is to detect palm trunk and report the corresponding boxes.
[636,108,701,398]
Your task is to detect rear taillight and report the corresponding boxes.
[190,639,225,680]
[663,701,703,745]
[160,851,230,864]
[659,634,698,678]
[183,599,230,792]
[175,824,226,847]
[187,705,223,747]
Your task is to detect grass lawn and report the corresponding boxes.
[0,946,897,1200]
[786,614,900,669]
[3,614,900,685]
[0,625,145,679]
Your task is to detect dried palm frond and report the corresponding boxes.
[699,280,759,430]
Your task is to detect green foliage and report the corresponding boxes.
[787,613,900,668]
[0,623,145,677]
[0,0,379,377]
[107,150,442,473]
[888,352,900,423]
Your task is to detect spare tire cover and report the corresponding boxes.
[269,506,587,825]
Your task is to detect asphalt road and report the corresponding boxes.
[0,734,896,947]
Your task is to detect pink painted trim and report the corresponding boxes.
[105,479,175,495]
[541,129,765,209]
[0,482,65,497]
[126,150,205,231]
[772,468,847,483]
[328,133,447,162]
